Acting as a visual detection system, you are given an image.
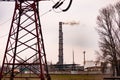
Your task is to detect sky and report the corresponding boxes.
[0,0,119,66]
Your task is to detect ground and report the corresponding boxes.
[50,74,104,80]
[2,74,106,80]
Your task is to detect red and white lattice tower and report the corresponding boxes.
[0,0,51,80]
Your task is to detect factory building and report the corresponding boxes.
[47,22,84,72]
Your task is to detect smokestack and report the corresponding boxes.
[57,21,79,65]
[57,22,63,65]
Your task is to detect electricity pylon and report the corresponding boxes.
[0,0,50,80]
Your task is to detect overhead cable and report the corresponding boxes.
[62,0,72,12]
[52,0,72,12]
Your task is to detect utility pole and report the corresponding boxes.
[72,50,75,71]
[83,51,86,67]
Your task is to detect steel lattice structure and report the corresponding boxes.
[0,0,51,80]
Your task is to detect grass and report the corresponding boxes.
[50,74,104,80]
[2,74,104,80]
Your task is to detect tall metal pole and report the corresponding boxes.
[83,51,86,67]
[72,50,75,70]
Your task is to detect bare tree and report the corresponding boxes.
[96,3,120,76]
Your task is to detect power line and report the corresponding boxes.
[51,0,72,12]
[0,18,11,25]
[40,9,52,16]
[0,33,8,39]
[0,0,72,38]
[0,0,67,26]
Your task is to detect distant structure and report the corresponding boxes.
[48,21,83,72]
[83,51,86,67]
[73,50,75,65]
[72,50,75,70]
[57,22,64,65]
[84,60,102,73]
[57,21,79,65]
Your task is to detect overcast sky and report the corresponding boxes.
[0,0,119,65]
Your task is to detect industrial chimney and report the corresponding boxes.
[57,22,64,65]
[57,21,79,65]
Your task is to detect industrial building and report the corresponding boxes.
[47,22,84,72]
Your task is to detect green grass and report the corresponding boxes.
[2,74,104,80]
[50,74,104,80]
